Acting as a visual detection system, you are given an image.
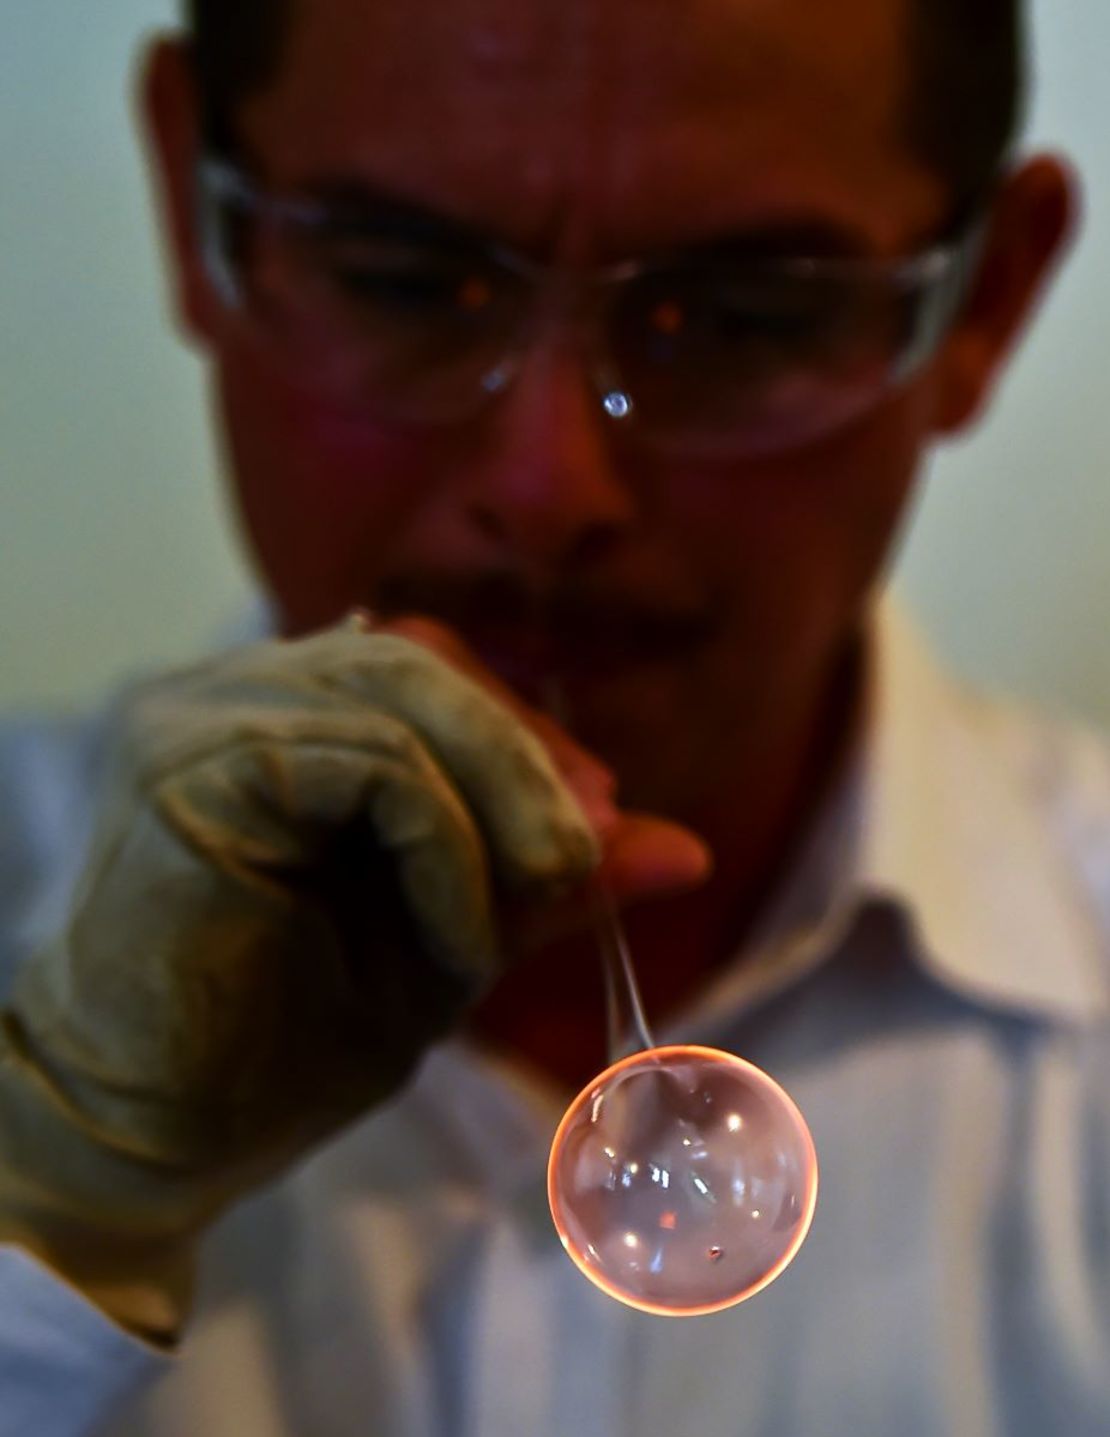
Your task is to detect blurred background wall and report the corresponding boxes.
[2,0,1108,721]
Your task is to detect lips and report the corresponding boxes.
[451,609,715,705]
[371,568,719,700]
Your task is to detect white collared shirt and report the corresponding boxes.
[2,599,1110,1437]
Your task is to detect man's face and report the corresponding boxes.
[171,0,953,816]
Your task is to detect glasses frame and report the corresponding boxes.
[196,155,989,451]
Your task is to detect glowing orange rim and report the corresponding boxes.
[546,1043,819,1317]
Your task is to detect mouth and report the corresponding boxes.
[432,610,716,709]
[370,571,719,702]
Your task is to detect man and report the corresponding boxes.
[2,0,1107,1432]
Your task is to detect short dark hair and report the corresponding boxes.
[908,0,1026,218]
[184,0,1026,216]
[186,0,293,154]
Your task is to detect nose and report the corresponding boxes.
[461,343,636,576]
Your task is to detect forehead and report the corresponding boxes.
[237,0,944,255]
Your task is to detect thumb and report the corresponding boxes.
[596,813,713,903]
[504,814,712,956]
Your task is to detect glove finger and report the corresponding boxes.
[371,614,620,834]
[121,624,599,895]
[287,628,602,891]
[152,722,499,985]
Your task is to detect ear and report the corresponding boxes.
[929,154,1080,435]
[134,35,221,347]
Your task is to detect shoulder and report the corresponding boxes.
[0,704,114,826]
[880,599,1110,863]
[0,704,115,989]
[955,682,1110,936]
[875,600,1110,996]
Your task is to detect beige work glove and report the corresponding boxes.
[0,619,602,1343]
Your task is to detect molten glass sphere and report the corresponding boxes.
[548,1044,818,1316]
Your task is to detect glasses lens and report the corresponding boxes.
[228,215,528,423]
[206,165,969,450]
[607,260,918,456]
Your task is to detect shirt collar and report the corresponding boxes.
[859,597,1110,1026]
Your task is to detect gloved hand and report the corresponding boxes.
[0,617,611,1343]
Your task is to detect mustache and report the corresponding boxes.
[372,568,721,655]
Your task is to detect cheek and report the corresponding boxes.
[640,384,930,695]
[804,386,932,582]
[687,385,927,598]
[214,358,446,635]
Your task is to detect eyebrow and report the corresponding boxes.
[675,219,876,264]
[292,173,875,264]
[296,175,501,250]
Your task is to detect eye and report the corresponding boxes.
[631,272,862,364]
[703,284,849,346]
[331,264,489,315]
[648,300,686,336]
[314,235,499,320]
